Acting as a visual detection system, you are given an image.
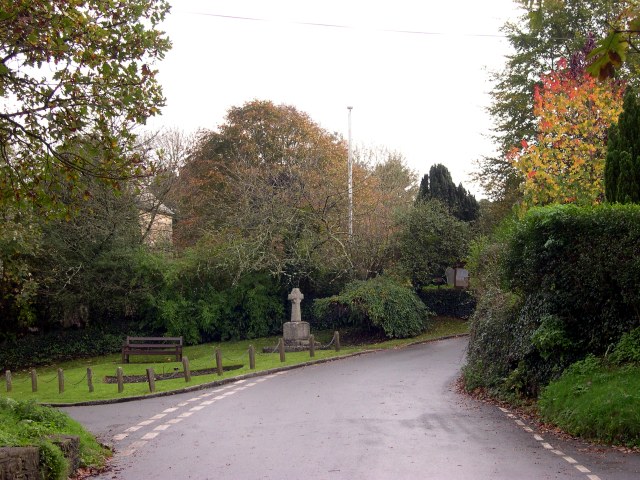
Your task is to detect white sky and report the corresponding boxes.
[147,0,523,196]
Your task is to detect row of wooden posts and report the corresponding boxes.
[4,332,341,395]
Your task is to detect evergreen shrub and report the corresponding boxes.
[313,276,432,338]
[465,204,640,397]
[418,287,476,318]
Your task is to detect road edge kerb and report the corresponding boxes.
[46,333,470,407]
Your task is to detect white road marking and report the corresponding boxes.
[154,424,170,431]
[235,379,247,384]
[523,427,534,433]
[575,465,591,473]
[200,400,215,405]
[541,442,553,449]
[177,402,188,406]
[166,418,183,424]
[214,395,225,400]
[246,382,257,386]
[533,434,544,441]
[163,407,178,413]
[178,411,194,418]
[189,405,205,411]
[186,397,201,402]
[223,391,236,396]
[515,420,525,426]
[499,407,509,413]
[551,450,565,456]
[150,413,166,420]
[125,426,142,433]
[141,432,159,440]
[587,475,601,480]
[564,456,578,464]
[137,420,154,426]
[112,433,128,441]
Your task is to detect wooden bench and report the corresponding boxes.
[122,336,183,363]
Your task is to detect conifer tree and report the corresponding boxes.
[605,88,640,203]
[415,164,479,221]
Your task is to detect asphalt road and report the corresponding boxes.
[63,337,640,479]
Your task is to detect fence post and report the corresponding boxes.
[278,338,286,362]
[146,368,156,393]
[5,370,11,392]
[87,368,94,393]
[57,369,64,394]
[116,367,124,393]
[248,345,256,370]
[215,349,223,376]
[182,356,191,382]
[31,369,37,393]
[334,331,341,352]
[309,334,315,358]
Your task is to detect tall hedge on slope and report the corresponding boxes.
[465,204,640,396]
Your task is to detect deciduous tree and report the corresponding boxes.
[511,56,624,208]
[0,0,171,212]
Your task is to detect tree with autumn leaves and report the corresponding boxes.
[510,52,624,209]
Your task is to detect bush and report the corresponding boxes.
[313,276,432,338]
[466,204,640,397]
[0,322,149,370]
[152,270,285,344]
[418,287,476,318]
[609,327,640,365]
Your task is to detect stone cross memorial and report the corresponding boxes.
[283,288,312,349]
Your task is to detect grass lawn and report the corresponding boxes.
[1,317,468,405]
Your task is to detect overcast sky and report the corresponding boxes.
[146,0,523,196]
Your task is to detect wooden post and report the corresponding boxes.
[334,331,341,352]
[116,367,124,393]
[309,334,316,357]
[5,370,11,392]
[182,356,191,382]
[146,368,156,393]
[31,369,37,393]
[248,345,256,370]
[58,368,64,394]
[87,368,94,393]
[278,338,285,362]
[215,349,223,376]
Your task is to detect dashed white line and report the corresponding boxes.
[112,433,128,441]
[154,424,171,431]
[200,400,215,405]
[166,418,183,424]
[137,419,154,426]
[141,432,159,440]
[178,411,194,418]
[163,407,178,413]
[125,425,142,432]
[150,413,166,420]
[189,405,205,411]
[498,407,599,480]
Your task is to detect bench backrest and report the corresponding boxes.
[125,336,183,346]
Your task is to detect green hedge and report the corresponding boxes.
[465,204,640,397]
[504,204,640,355]
[0,322,149,371]
[419,287,476,318]
[313,276,432,338]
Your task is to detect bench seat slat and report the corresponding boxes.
[122,336,183,363]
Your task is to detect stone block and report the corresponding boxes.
[0,446,40,480]
[283,321,310,344]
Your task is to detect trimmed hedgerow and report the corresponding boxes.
[313,276,432,338]
[465,204,640,398]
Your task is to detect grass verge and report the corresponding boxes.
[1,317,468,405]
[538,356,640,447]
[0,398,109,479]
